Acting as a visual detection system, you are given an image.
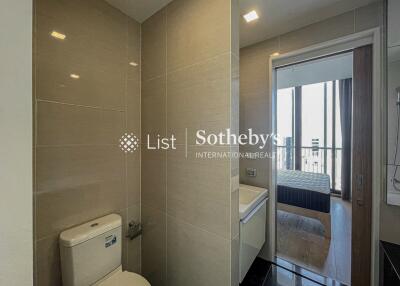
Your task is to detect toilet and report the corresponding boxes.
[59,214,150,286]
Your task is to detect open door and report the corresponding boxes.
[352,44,373,286]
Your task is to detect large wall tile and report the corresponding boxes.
[167,146,231,238]
[127,19,141,81]
[231,235,240,286]
[231,189,239,239]
[37,101,124,146]
[35,1,128,110]
[142,148,166,212]
[279,11,355,54]
[118,209,129,270]
[36,234,62,286]
[140,8,168,286]
[240,96,270,135]
[141,76,166,144]
[141,0,235,284]
[167,53,231,145]
[126,204,141,272]
[166,0,230,71]
[231,145,240,178]
[167,216,230,286]
[127,78,141,133]
[142,9,166,81]
[34,0,141,284]
[355,1,383,32]
[239,39,278,99]
[89,1,128,52]
[239,144,270,188]
[36,56,127,110]
[231,54,240,137]
[231,0,240,58]
[141,205,167,286]
[127,149,141,206]
[35,145,126,238]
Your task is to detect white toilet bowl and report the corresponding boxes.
[59,214,150,286]
[95,266,150,286]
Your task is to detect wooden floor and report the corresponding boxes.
[277,197,352,285]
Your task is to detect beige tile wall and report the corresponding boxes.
[141,8,167,286]
[33,0,141,285]
[141,0,239,285]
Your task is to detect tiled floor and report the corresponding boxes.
[240,257,272,286]
[241,257,347,286]
[277,197,351,285]
[273,258,347,286]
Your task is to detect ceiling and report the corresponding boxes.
[106,0,379,47]
[239,0,379,47]
[105,0,173,23]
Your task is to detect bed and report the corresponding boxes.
[277,170,331,238]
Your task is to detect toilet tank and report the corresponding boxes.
[60,214,122,286]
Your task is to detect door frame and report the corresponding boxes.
[267,28,383,286]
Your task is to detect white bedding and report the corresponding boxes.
[277,170,331,194]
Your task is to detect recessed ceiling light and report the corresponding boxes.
[271,52,280,57]
[50,31,66,40]
[243,10,259,23]
[70,74,80,79]
[129,62,138,67]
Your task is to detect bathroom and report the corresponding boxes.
[32,0,240,285]
[1,0,400,286]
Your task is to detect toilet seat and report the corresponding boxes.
[97,270,150,286]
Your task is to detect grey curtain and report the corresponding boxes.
[339,78,352,201]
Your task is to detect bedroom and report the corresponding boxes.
[275,53,353,285]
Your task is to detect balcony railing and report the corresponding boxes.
[276,145,342,191]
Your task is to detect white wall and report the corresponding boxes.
[0,1,33,285]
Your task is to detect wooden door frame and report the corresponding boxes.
[352,44,373,286]
[268,28,383,285]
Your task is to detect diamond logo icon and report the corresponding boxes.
[119,133,139,153]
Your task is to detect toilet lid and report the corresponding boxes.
[98,271,151,286]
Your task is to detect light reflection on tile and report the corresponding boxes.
[34,0,141,285]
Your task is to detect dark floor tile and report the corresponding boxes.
[241,257,347,286]
[240,258,272,286]
[275,258,348,286]
[265,265,322,286]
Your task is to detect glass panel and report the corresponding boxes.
[277,87,294,170]
[335,148,342,191]
[301,147,325,173]
[301,83,325,173]
[335,80,343,191]
[326,81,333,148]
[301,83,325,147]
[326,149,333,188]
[335,81,343,149]
[276,80,346,191]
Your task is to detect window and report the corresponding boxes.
[277,80,347,193]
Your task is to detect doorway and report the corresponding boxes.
[271,45,373,286]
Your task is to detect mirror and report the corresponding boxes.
[387,0,400,205]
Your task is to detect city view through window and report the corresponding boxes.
[277,81,344,192]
